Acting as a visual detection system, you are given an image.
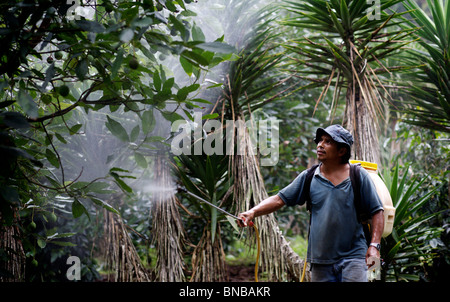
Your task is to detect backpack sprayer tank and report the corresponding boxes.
[350,160,395,238]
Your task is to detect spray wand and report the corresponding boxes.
[178,187,252,227]
[177,186,260,282]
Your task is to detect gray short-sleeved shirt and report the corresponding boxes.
[277,164,383,264]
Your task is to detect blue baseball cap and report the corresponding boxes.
[314,124,353,147]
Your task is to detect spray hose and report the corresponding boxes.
[300,255,307,282]
[252,224,260,282]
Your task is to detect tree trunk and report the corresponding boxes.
[104,209,150,282]
[190,226,227,282]
[344,67,381,165]
[151,155,187,282]
[0,214,25,282]
[232,114,310,282]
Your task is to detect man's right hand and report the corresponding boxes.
[236,195,285,227]
[237,211,254,227]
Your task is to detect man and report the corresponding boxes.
[238,124,384,282]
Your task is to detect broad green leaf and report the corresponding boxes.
[72,198,89,219]
[130,125,140,142]
[192,23,205,41]
[161,110,184,123]
[169,15,188,41]
[175,0,186,10]
[110,172,133,193]
[211,192,217,244]
[42,63,55,90]
[165,0,177,12]
[76,20,105,33]
[54,132,67,144]
[89,196,120,215]
[109,167,130,173]
[37,238,46,249]
[111,48,125,78]
[132,17,153,28]
[196,42,236,54]
[144,136,165,143]
[180,56,194,76]
[181,50,210,66]
[226,215,240,232]
[69,124,82,135]
[120,28,134,43]
[0,112,29,129]
[134,152,148,168]
[191,98,212,104]
[45,148,60,168]
[18,88,38,118]
[162,77,175,94]
[46,232,76,240]
[85,181,112,194]
[51,241,77,247]
[202,113,219,120]
[177,83,200,101]
[106,115,129,142]
[75,58,89,81]
[153,71,162,91]
[142,109,155,134]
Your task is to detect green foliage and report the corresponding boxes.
[379,121,450,281]
[174,150,232,243]
[281,0,413,83]
[381,161,444,281]
[0,0,234,281]
[279,0,418,164]
[222,7,288,117]
[400,0,450,133]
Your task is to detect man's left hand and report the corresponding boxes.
[365,246,380,269]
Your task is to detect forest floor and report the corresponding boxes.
[97,264,256,282]
[226,264,256,282]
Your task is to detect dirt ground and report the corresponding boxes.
[97,264,257,282]
[226,264,257,282]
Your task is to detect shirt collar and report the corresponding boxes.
[314,163,322,176]
[313,163,351,187]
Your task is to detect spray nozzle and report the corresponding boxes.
[176,185,187,194]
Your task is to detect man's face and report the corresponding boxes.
[316,134,344,163]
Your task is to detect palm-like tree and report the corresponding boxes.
[174,150,232,281]
[219,5,311,281]
[281,0,415,164]
[104,207,151,282]
[401,0,450,133]
[176,0,310,281]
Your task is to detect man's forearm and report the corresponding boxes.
[370,210,384,243]
[238,195,285,227]
[250,195,285,217]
